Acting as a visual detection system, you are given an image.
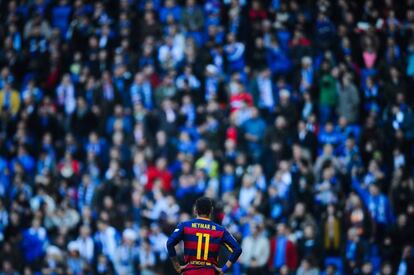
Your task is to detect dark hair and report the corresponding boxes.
[195,197,213,216]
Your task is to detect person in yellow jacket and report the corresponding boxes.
[195,149,219,178]
[0,82,20,116]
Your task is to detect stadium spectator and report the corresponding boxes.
[241,223,270,275]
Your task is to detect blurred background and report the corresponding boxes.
[0,0,414,274]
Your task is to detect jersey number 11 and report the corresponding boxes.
[195,233,210,260]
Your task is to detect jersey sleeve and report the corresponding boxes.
[166,223,184,257]
[222,229,242,263]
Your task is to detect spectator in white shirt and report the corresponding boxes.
[139,240,156,275]
[239,174,258,211]
[114,229,139,275]
[176,66,201,91]
[149,223,168,261]
[94,220,118,263]
[241,223,270,275]
[158,36,184,70]
[74,225,94,263]
[56,74,76,116]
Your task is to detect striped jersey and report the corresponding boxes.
[167,218,242,267]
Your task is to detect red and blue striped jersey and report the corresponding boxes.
[167,218,242,267]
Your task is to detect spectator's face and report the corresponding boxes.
[242,175,253,187]
[255,37,264,48]
[183,95,192,105]
[298,121,306,131]
[9,24,17,34]
[280,266,289,275]
[362,263,373,274]
[368,160,378,172]
[4,82,11,91]
[207,25,217,37]
[252,164,262,175]
[164,75,173,85]
[227,33,235,43]
[156,131,167,145]
[397,214,407,227]
[165,0,174,7]
[82,174,91,185]
[10,212,19,225]
[342,72,351,85]
[252,0,260,10]
[77,97,87,110]
[156,158,167,170]
[300,260,310,270]
[98,50,107,61]
[261,69,271,78]
[345,138,354,149]
[407,10,414,21]
[89,37,98,48]
[80,226,91,237]
[179,132,190,142]
[322,167,333,181]
[1,67,9,78]
[97,221,107,231]
[250,108,259,118]
[2,261,13,273]
[396,92,405,104]
[162,99,172,109]
[381,264,393,275]
[224,164,233,174]
[225,139,236,151]
[279,161,289,172]
[294,203,305,216]
[390,67,399,78]
[113,131,124,145]
[132,191,142,206]
[62,74,71,85]
[369,184,379,196]
[327,204,335,215]
[325,123,333,133]
[124,236,135,246]
[277,224,286,235]
[275,116,286,129]
[342,10,354,24]
[144,11,154,23]
[304,226,314,238]
[98,255,107,264]
[8,1,17,12]
[317,13,326,22]
[325,265,336,275]
[32,218,41,228]
[349,194,361,207]
[82,207,92,219]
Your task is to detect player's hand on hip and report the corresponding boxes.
[214,265,224,275]
[177,264,188,274]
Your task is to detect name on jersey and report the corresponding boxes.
[189,260,212,266]
[191,223,216,230]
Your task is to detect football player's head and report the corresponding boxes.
[195,197,213,217]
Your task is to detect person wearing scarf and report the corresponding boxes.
[268,223,298,272]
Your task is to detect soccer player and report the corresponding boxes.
[167,197,242,274]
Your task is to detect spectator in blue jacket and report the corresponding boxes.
[266,36,291,76]
[352,176,395,241]
[242,107,266,162]
[224,33,246,74]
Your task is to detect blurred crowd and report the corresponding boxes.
[1,0,414,274]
